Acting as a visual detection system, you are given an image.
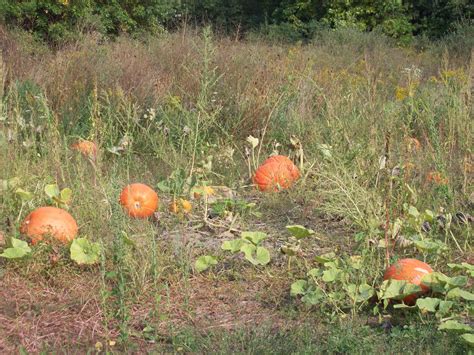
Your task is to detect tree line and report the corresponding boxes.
[1,0,473,43]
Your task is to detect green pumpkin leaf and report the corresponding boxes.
[445,275,468,288]
[378,279,422,300]
[70,238,100,265]
[15,188,33,202]
[0,237,31,259]
[358,284,375,301]
[221,239,245,253]
[436,300,454,317]
[446,288,474,301]
[322,268,342,283]
[408,205,420,218]
[285,225,315,240]
[460,333,474,346]
[255,246,271,265]
[195,255,218,273]
[240,244,270,265]
[60,188,73,204]
[307,268,322,278]
[416,297,440,313]
[45,184,60,198]
[315,252,336,264]
[301,288,325,305]
[290,280,308,296]
[241,231,267,245]
[438,320,473,333]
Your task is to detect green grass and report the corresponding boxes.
[0,26,472,352]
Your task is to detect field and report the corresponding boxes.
[0,26,473,353]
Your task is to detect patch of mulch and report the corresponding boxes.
[0,272,110,353]
[0,268,293,352]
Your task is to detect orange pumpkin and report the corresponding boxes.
[169,198,192,214]
[426,171,448,185]
[20,206,78,245]
[253,155,300,192]
[383,258,433,305]
[71,140,97,158]
[119,183,159,218]
[405,137,421,153]
[261,155,300,180]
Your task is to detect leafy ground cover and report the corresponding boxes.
[0,25,472,353]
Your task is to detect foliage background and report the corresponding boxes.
[0,0,473,43]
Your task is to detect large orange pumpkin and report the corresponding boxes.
[383,258,433,305]
[71,140,97,158]
[261,155,300,180]
[253,155,300,192]
[20,206,78,245]
[119,183,159,218]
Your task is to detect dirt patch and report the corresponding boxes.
[0,268,290,352]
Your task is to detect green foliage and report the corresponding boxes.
[0,237,31,259]
[70,237,101,265]
[2,0,472,43]
[195,255,218,272]
[221,231,271,266]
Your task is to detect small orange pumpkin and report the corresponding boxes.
[253,155,300,192]
[169,198,192,214]
[119,183,159,218]
[383,258,433,305]
[426,171,448,185]
[405,137,421,153]
[20,206,78,244]
[71,140,97,158]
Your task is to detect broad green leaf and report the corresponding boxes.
[349,255,362,269]
[195,255,218,273]
[255,246,270,265]
[240,243,258,265]
[357,284,375,302]
[318,144,332,160]
[346,284,357,300]
[240,244,270,266]
[15,188,33,202]
[460,333,474,346]
[285,225,314,240]
[0,237,31,259]
[221,239,245,253]
[307,268,322,278]
[45,184,60,198]
[156,180,172,193]
[438,320,473,333]
[421,272,450,293]
[437,300,454,317]
[408,205,420,218]
[446,275,468,288]
[416,297,440,313]
[290,280,308,296]
[414,239,446,253]
[315,252,336,264]
[302,288,325,305]
[447,262,474,272]
[60,188,73,204]
[422,209,435,222]
[322,268,342,283]
[446,288,474,301]
[378,279,422,300]
[0,177,20,191]
[70,238,100,265]
[241,231,267,245]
